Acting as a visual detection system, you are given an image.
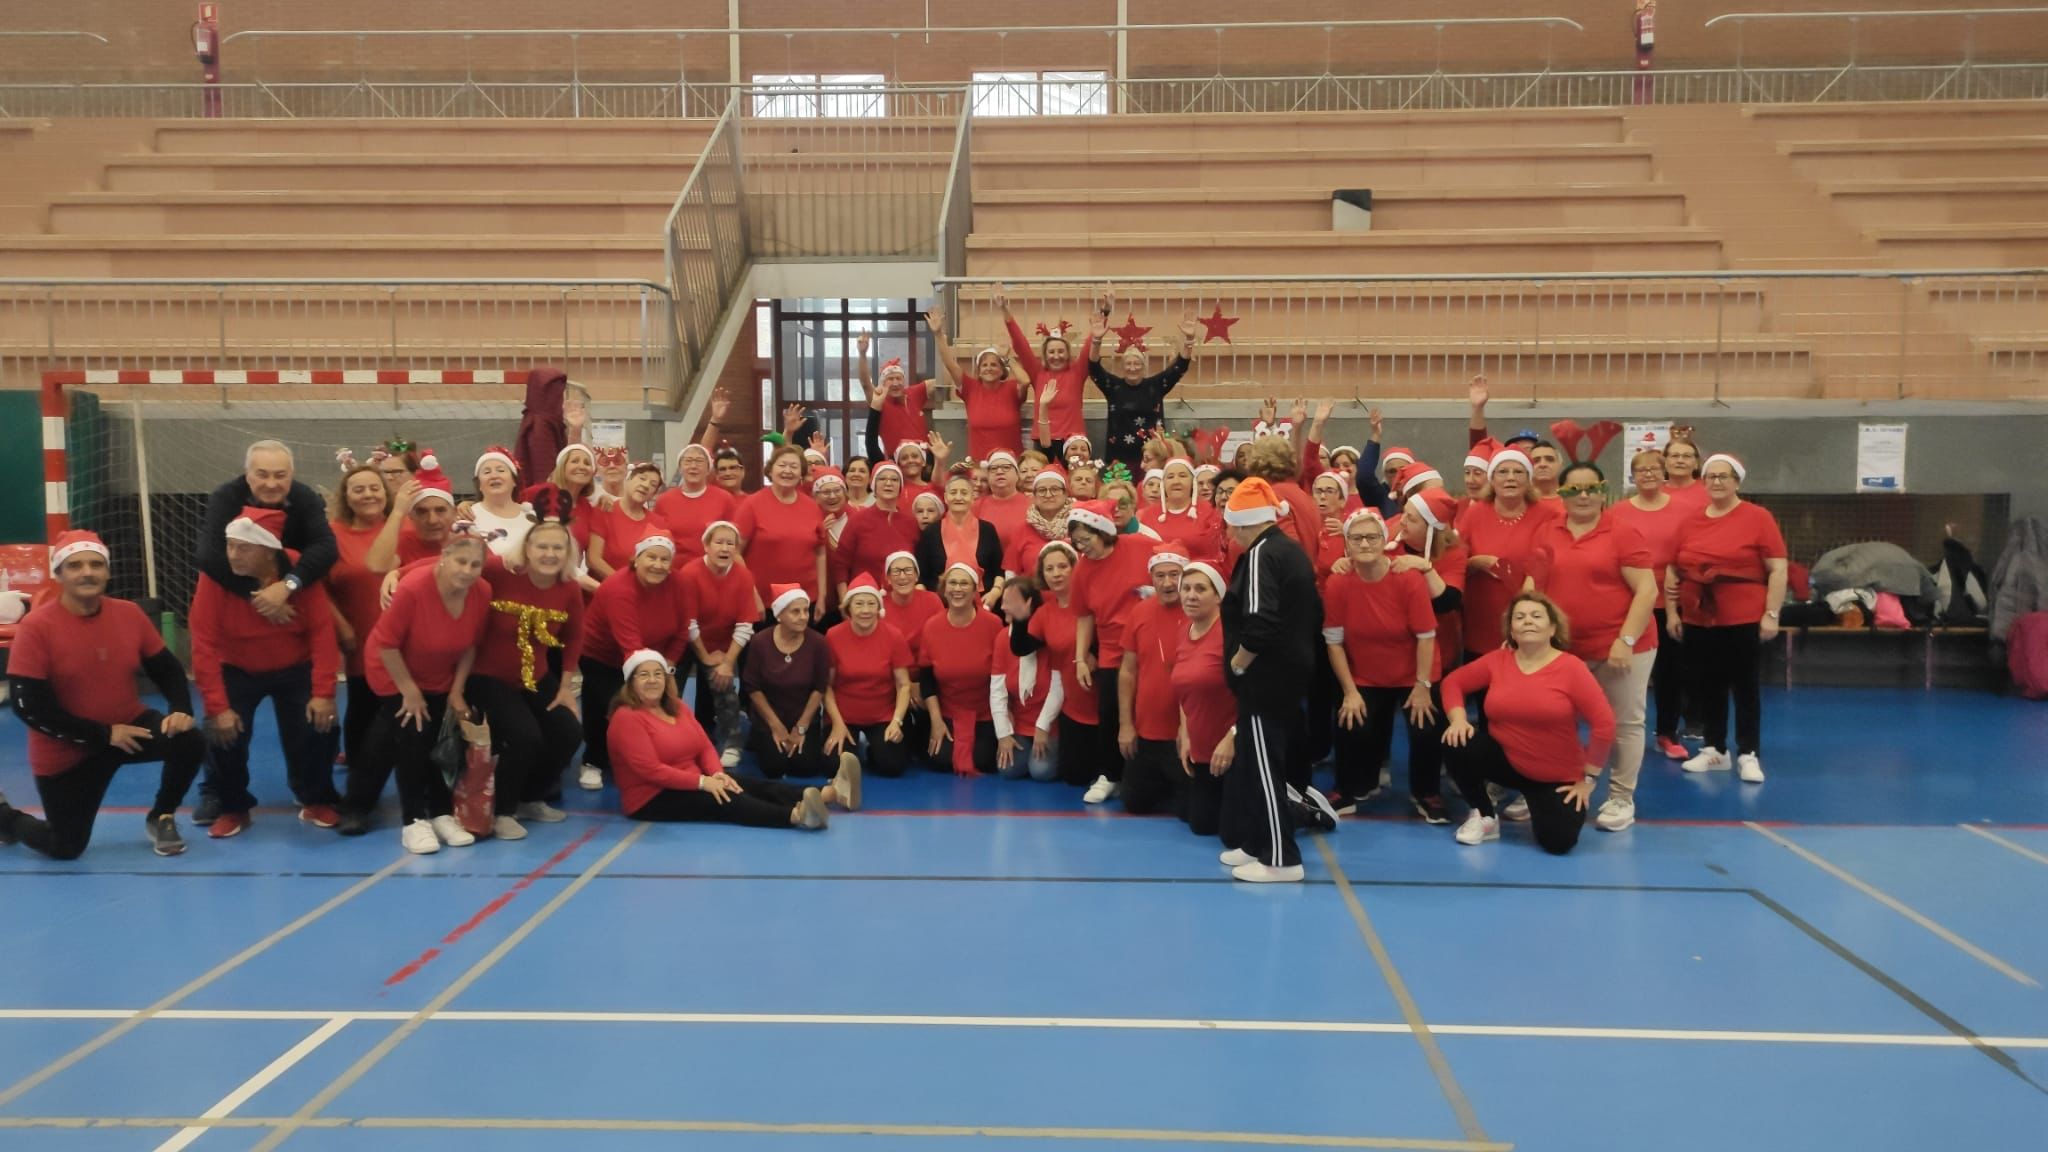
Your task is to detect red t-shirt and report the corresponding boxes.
[1391,540,1469,672]
[1140,502,1224,563]
[1454,499,1562,653]
[1122,598,1186,741]
[883,586,944,664]
[1321,566,1439,688]
[959,378,1027,461]
[590,504,671,577]
[1674,501,1787,628]
[677,558,761,656]
[582,566,693,668]
[826,620,911,728]
[874,382,932,456]
[1607,496,1688,595]
[1073,535,1153,666]
[396,526,445,568]
[474,557,586,689]
[327,518,389,678]
[365,567,493,697]
[189,573,341,714]
[976,492,1032,554]
[734,488,827,606]
[1665,480,1711,513]
[1029,597,1097,725]
[1004,524,1066,580]
[9,597,165,776]
[1007,315,1094,443]
[652,484,738,567]
[921,608,1004,722]
[1171,618,1234,764]
[1529,518,1659,664]
[837,503,922,588]
[1441,648,1616,784]
[607,705,723,816]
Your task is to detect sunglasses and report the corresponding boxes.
[1557,483,1608,498]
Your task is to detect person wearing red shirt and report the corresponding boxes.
[1608,448,1692,761]
[1661,436,1708,511]
[955,340,1030,462]
[1671,453,1788,784]
[1171,561,1235,838]
[735,444,829,612]
[0,532,202,860]
[1141,457,1224,563]
[1529,463,1660,833]
[1323,510,1444,823]
[608,652,829,830]
[680,522,763,768]
[1440,592,1616,855]
[915,472,1005,603]
[858,330,936,458]
[1455,446,1562,657]
[1021,541,1098,789]
[920,563,1006,776]
[1005,466,1072,578]
[466,505,586,834]
[975,451,1032,554]
[189,507,344,838]
[824,575,912,781]
[579,534,692,791]
[344,534,493,851]
[991,574,1057,781]
[1117,542,1189,816]
[875,550,944,760]
[588,462,669,580]
[1392,487,1469,674]
[366,463,456,573]
[1069,501,1151,803]
[653,443,737,568]
[326,463,406,772]
[836,462,921,594]
[1005,289,1100,454]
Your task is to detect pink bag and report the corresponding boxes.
[1872,592,1911,631]
[453,714,497,837]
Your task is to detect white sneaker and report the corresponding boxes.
[492,815,528,841]
[1683,747,1730,774]
[515,801,566,823]
[1219,847,1255,867]
[1231,861,1306,883]
[430,815,475,847]
[1737,753,1766,783]
[1500,797,1531,822]
[1455,812,1500,846]
[720,747,742,769]
[1595,798,1636,832]
[578,764,603,790]
[401,820,440,855]
[1082,776,1118,804]
[1303,785,1343,825]
[833,751,863,812]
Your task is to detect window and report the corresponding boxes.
[972,70,1109,117]
[749,73,886,118]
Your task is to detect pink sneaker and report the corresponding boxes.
[1657,736,1688,761]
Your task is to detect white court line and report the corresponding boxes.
[1744,821,2041,988]
[9,1006,2048,1049]
[152,1018,351,1152]
[1962,823,2048,867]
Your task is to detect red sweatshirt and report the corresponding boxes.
[1321,565,1438,688]
[607,705,724,816]
[583,567,693,668]
[959,378,1029,461]
[1441,648,1615,784]
[1141,501,1224,562]
[474,557,586,690]
[188,572,341,714]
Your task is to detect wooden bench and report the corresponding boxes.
[973,183,1693,233]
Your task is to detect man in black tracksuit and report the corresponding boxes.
[1219,477,1322,883]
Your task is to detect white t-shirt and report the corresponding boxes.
[470,503,533,560]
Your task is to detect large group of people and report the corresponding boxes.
[0,312,1790,882]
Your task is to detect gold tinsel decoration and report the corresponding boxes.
[491,599,570,691]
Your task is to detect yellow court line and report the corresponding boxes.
[1961,823,2048,868]
[1745,822,2040,988]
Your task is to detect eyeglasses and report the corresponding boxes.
[1704,473,1738,483]
[1557,483,1608,498]
[1345,532,1385,544]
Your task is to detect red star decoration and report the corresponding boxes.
[1197,305,1240,344]
[1112,313,1152,353]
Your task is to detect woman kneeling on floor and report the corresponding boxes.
[607,650,839,830]
[1439,592,1615,855]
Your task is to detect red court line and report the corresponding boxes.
[380,825,599,989]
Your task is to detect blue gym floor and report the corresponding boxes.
[3,685,2047,1151]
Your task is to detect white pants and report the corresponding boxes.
[1593,649,1657,804]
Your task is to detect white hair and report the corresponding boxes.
[244,439,295,470]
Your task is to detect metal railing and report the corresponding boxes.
[0,277,676,407]
[662,98,747,405]
[934,98,975,326]
[1708,7,2048,104]
[930,271,2048,404]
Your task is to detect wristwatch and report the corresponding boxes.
[283,575,302,592]
[1619,632,1638,648]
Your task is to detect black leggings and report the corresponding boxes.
[1182,760,1225,836]
[1650,608,1686,740]
[1334,685,1445,801]
[1056,714,1116,788]
[846,722,914,778]
[5,710,203,860]
[749,721,833,778]
[1443,726,1584,856]
[349,693,452,825]
[1092,666,1126,784]
[468,673,583,813]
[1688,622,1763,756]
[579,657,627,773]
[1122,737,1183,816]
[343,674,379,765]
[627,775,809,828]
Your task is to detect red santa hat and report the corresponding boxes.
[225,505,287,551]
[1488,445,1533,477]
[1148,539,1189,572]
[1031,463,1069,490]
[841,573,885,613]
[633,534,676,560]
[622,649,669,679]
[911,490,943,512]
[474,445,519,478]
[1313,469,1351,498]
[1343,506,1386,534]
[700,519,739,547]
[769,582,811,618]
[48,529,109,573]
[1064,434,1092,456]
[1394,461,1443,497]
[1465,437,1502,473]
[985,450,1019,470]
[810,467,846,495]
[884,549,919,576]
[1193,462,1221,480]
[870,461,904,484]
[941,560,982,588]
[1703,452,1747,482]
[879,357,907,383]
[1382,446,1416,471]
[412,451,455,505]
[1182,559,1227,597]
[676,442,713,469]
[894,440,929,463]
[1067,499,1119,538]
[1406,487,1458,532]
[557,443,596,470]
[1223,476,1283,527]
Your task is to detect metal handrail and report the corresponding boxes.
[0,276,672,291]
[0,31,108,43]
[1706,8,2048,29]
[935,269,2048,287]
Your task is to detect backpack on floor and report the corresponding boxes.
[2009,612,2048,700]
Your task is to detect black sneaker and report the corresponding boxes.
[147,814,186,857]
[0,801,20,846]
[189,794,222,826]
[1411,795,1451,825]
[1290,797,1337,835]
[336,810,370,837]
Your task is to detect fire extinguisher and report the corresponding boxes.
[193,5,222,118]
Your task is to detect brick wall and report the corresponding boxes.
[16,1,2045,83]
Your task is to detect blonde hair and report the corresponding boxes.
[327,464,392,528]
[1504,591,1571,652]
[549,445,597,499]
[1240,436,1298,483]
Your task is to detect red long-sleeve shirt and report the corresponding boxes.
[327,518,388,678]
[474,558,586,690]
[606,705,724,816]
[187,572,341,714]
[582,567,693,668]
[677,557,760,656]
[1441,648,1615,784]
[1007,315,1095,444]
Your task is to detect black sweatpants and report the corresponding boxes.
[468,673,583,813]
[1221,704,1300,868]
[1334,686,1445,802]
[4,710,203,860]
[749,722,833,779]
[200,662,341,813]
[847,722,914,778]
[1121,737,1183,816]
[1182,760,1225,836]
[1305,644,1337,768]
[579,657,626,773]
[1650,608,1686,741]
[348,693,453,825]
[627,775,808,828]
[1056,715,1113,788]
[1443,726,1584,856]
[1092,667,1126,784]
[1687,622,1763,756]
[342,674,378,766]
